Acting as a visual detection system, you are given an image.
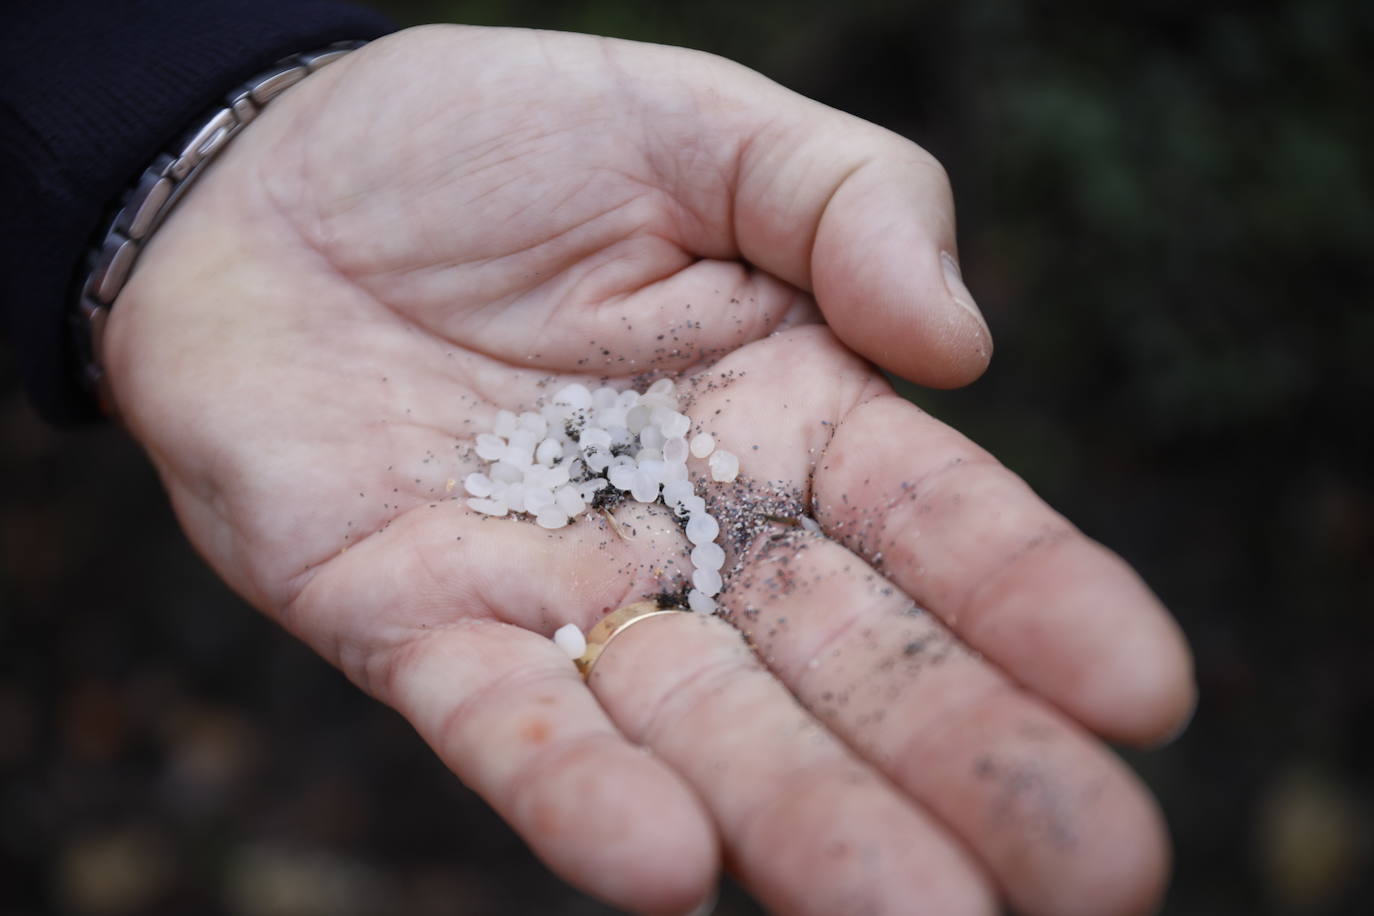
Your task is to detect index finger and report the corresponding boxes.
[811,394,1196,745]
[682,324,1193,744]
[684,330,1180,914]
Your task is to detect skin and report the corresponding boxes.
[101,25,1195,916]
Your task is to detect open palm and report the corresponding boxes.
[104,26,1193,916]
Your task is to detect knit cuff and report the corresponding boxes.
[0,0,396,423]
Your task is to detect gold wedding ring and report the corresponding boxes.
[575,600,687,679]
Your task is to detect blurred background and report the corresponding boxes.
[3,0,1371,913]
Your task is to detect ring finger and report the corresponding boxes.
[587,609,998,916]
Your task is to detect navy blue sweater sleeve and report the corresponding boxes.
[0,0,396,424]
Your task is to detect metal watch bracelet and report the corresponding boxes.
[72,39,367,414]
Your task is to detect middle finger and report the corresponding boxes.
[721,528,1170,916]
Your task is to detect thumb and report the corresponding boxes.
[715,67,993,386]
[811,150,993,387]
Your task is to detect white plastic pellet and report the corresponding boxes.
[475,433,507,461]
[800,516,822,534]
[508,429,538,451]
[687,589,717,614]
[503,444,534,468]
[637,459,666,487]
[470,381,735,608]
[578,478,608,500]
[662,479,695,508]
[553,383,592,408]
[554,485,584,516]
[630,471,659,504]
[518,411,547,436]
[608,464,637,491]
[597,407,628,430]
[690,541,725,570]
[553,623,587,658]
[625,404,652,434]
[494,410,519,438]
[579,427,612,451]
[692,566,722,597]
[659,411,691,440]
[679,494,707,517]
[639,425,665,450]
[536,509,569,529]
[489,461,523,483]
[709,449,740,483]
[685,513,719,545]
[524,487,555,514]
[638,392,677,411]
[535,438,562,466]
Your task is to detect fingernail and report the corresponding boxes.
[940,251,990,338]
[679,885,718,916]
[1147,690,1198,750]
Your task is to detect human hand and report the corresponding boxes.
[102,25,1193,916]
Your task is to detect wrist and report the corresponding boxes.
[74,42,368,421]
